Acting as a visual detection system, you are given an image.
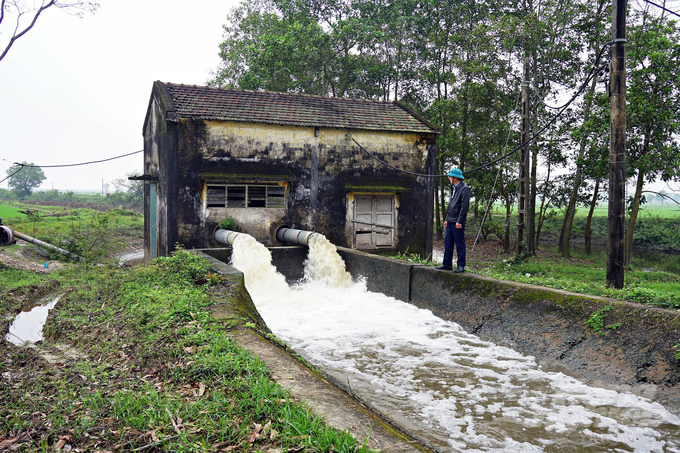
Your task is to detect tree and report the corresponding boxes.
[625,9,680,264]
[112,172,143,200]
[1,0,98,63]
[6,162,46,197]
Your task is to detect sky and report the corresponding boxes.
[0,0,241,192]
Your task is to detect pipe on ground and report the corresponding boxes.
[275,227,323,246]
[1,226,77,258]
[214,229,244,246]
[0,226,14,246]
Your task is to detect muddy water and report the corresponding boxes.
[6,295,60,346]
[230,235,680,452]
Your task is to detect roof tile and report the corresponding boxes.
[159,82,437,134]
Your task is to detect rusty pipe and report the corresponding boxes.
[214,228,243,246]
[275,227,323,246]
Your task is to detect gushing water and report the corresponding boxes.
[303,234,353,287]
[230,234,680,452]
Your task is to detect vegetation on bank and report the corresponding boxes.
[0,201,143,262]
[0,186,142,212]
[0,251,373,452]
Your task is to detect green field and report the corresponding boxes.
[0,204,28,221]
[585,204,680,219]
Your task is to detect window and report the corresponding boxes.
[206,184,285,208]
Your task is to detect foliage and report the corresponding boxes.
[110,172,144,207]
[390,249,434,266]
[5,162,46,198]
[0,201,143,264]
[586,305,613,335]
[218,217,238,231]
[476,249,680,309]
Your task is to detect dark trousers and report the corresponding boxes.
[443,222,466,268]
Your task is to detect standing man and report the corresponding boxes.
[437,168,470,273]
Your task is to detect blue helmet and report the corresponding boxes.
[446,168,465,180]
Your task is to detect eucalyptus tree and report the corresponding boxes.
[624,9,680,263]
[500,0,594,252]
[557,0,610,257]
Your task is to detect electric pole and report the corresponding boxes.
[607,0,627,289]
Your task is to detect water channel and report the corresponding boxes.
[230,234,680,452]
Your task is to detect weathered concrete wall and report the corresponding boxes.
[144,86,437,259]
[143,95,178,260]
[196,121,435,255]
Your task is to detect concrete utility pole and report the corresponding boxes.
[607,0,627,289]
[517,58,531,256]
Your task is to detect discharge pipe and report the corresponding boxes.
[0,226,14,246]
[0,226,77,258]
[275,227,323,246]
[214,228,244,246]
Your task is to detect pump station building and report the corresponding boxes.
[141,81,438,262]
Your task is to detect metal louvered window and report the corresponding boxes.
[206,184,285,208]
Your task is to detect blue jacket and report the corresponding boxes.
[445,181,470,225]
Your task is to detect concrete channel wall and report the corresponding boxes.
[201,246,680,414]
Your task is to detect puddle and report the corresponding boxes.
[5,295,61,346]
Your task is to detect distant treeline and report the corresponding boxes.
[0,189,142,212]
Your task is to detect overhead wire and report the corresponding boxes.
[16,150,143,168]
[643,0,680,18]
[0,150,143,185]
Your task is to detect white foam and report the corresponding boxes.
[230,234,680,452]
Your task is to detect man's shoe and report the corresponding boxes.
[436,265,453,271]
[452,266,465,273]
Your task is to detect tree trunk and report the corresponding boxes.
[536,159,552,248]
[559,78,599,257]
[504,191,512,253]
[625,169,645,267]
[584,177,601,255]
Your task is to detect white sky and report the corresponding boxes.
[0,0,240,192]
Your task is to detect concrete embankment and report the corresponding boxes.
[200,246,680,416]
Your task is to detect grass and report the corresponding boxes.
[0,204,28,220]
[0,250,375,452]
[473,250,680,309]
[0,201,143,263]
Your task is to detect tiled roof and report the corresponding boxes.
[158,82,438,134]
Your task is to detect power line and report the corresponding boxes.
[643,0,680,18]
[0,165,25,185]
[16,150,143,168]
[1,150,143,186]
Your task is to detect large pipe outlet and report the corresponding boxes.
[275,227,323,246]
[214,228,243,246]
[0,226,15,246]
